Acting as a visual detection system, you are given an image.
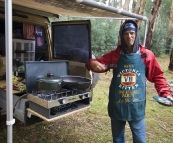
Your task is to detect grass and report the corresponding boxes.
[0,54,173,143]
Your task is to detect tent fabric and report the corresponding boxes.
[1,0,148,20]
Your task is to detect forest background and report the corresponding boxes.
[59,0,173,59]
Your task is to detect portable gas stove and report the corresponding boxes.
[25,61,91,119]
[27,89,91,118]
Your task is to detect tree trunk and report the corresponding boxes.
[133,0,146,28]
[138,0,146,27]
[166,0,173,54]
[120,0,130,25]
[146,0,162,49]
[134,0,141,14]
[124,0,130,11]
[166,38,172,54]
[119,0,123,9]
[169,49,173,71]
[119,0,123,25]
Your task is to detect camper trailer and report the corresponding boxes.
[0,0,148,126]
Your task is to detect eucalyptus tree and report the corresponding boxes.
[132,0,146,28]
[146,0,162,50]
[165,0,173,71]
[165,0,173,54]
[124,0,130,11]
[149,0,172,56]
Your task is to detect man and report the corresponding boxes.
[87,20,173,143]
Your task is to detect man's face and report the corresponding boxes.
[123,30,136,47]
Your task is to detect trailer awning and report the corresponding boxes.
[0,0,148,21]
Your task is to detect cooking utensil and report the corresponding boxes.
[153,96,173,106]
[60,75,91,90]
[37,73,63,91]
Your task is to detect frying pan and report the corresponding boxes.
[60,75,91,90]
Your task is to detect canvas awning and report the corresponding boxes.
[0,0,148,20]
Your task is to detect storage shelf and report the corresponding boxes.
[13,39,35,62]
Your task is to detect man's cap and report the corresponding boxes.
[123,23,137,33]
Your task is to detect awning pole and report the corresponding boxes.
[143,20,148,46]
[76,0,148,21]
[5,0,15,143]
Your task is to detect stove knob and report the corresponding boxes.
[84,93,89,98]
[58,99,66,104]
[79,94,84,99]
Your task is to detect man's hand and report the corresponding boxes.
[167,96,173,101]
[90,61,107,72]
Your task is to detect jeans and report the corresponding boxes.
[111,118,146,143]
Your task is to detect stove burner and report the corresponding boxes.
[31,89,89,101]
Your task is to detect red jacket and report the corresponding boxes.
[88,45,171,97]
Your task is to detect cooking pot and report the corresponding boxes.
[37,73,63,91]
[60,75,91,90]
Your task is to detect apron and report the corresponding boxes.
[108,53,146,121]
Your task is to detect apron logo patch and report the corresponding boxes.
[121,72,136,86]
[117,68,140,90]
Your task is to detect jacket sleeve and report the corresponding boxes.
[87,47,120,73]
[144,49,171,97]
[87,51,113,73]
